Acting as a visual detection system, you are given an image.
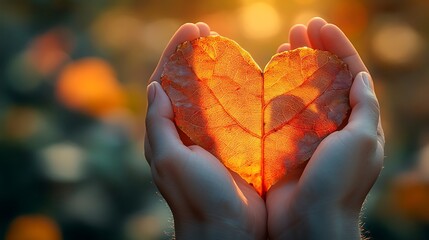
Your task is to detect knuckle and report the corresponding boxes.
[356,130,378,152]
[150,150,177,179]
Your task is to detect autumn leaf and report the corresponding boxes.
[161,36,352,196]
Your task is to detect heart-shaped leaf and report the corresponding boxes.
[161,36,352,195]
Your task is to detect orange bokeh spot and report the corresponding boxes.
[56,57,125,117]
[27,28,73,76]
[329,1,368,36]
[391,173,429,221]
[5,215,62,240]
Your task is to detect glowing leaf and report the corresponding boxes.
[161,36,352,195]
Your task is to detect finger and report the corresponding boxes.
[195,22,211,37]
[306,17,327,50]
[320,24,368,76]
[277,43,291,53]
[346,72,380,134]
[145,82,183,157]
[289,24,311,49]
[149,23,202,84]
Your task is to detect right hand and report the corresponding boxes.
[266,17,385,240]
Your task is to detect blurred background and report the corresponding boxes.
[1,0,428,239]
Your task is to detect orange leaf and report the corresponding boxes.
[161,36,352,195]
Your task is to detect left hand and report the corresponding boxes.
[144,22,267,240]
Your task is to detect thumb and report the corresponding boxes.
[145,82,182,158]
[346,71,380,134]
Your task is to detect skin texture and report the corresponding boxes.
[144,18,385,240]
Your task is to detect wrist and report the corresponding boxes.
[301,207,361,240]
[270,203,361,240]
[174,217,259,240]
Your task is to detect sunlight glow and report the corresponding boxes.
[238,2,281,39]
[292,10,321,24]
[372,21,423,66]
[294,0,315,5]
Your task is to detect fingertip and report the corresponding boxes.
[147,81,157,106]
[170,22,202,46]
[290,23,307,30]
[361,71,375,93]
[195,22,211,37]
[149,23,200,83]
[320,24,344,46]
[307,17,328,49]
[169,23,201,47]
[350,72,373,107]
[277,43,291,53]
[320,24,339,45]
[347,71,380,132]
[320,23,354,57]
[147,81,174,119]
[289,24,311,49]
[145,81,182,157]
[307,17,328,26]
[320,23,368,76]
[320,23,340,34]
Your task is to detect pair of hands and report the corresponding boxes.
[144,17,384,240]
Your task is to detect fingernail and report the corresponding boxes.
[361,72,373,91]
[147,82,157,105]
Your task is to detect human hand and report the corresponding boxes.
[266,17,385,240]
[144,23,266,240]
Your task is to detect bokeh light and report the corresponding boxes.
[56,58,125,118]
[371,20,424,67]
[329,1,368,36]
[142,19,182,54]
[39,142,87,182]
[3,107,43,141]
[90,9,145,55]
[238,2,281,39]
[1,0,429,239]
[294,0,316,5]
[5,215,62,240]
[293,10,322,24]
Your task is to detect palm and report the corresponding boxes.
[266,131,379,235]
[180,146,267,236]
